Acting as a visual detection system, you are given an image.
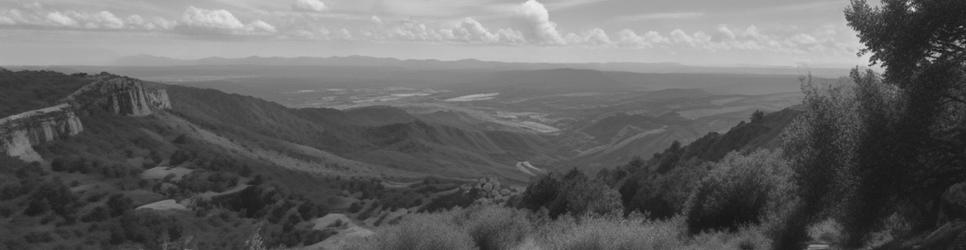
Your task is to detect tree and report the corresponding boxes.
[50,158,66,172]
[751,110,765,123]
[774,1,966,248]
[24,180,78,218]
[107,194,134,217]
[843,0,966,244]
[82,206,109,222]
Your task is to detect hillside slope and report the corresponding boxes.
[609,107,801,218]
[164,84,559,181]
[0,69,530,250]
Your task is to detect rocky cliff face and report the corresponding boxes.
[65,75,172,116]
[1,74,171,162]
[0,104,84,162]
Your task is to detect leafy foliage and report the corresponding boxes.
[769,0,966,248]
[516,169,622,218]
[683,150,794,234]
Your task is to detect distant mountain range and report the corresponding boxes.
[112,54,855,78]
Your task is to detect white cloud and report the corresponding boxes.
[293,0,327,12]
[637,24,857,55]
[566,28,613,46]
[389,20,444,41]
[789,33,818,45]
[617,29,669,48]
[670,29,694,46]
[45,12,77,27]
[249,20,277,33]
[94,11,124,29]
[338,28,352,39]
[0,5,176,31]
[449,17,525,44]
[517,0,565,45]
[716,25,735,40]
[178,6,276,35]
[360,17,525,44]
[181,6,245,30]
[66,10,125,29]
[741,25,763,39]
[124,15,176,30]
[0,16,14,25]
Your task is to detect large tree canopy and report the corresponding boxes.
[846,0,966,86]
[774,1,966,249]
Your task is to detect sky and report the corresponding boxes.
[0,0,871,67]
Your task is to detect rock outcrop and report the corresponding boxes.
[65,75,171,116]
[0,74,171,162]
[0,104,84,162]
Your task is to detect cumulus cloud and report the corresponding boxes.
[45,12,77,27]
[124,15,176,30]
[178,6,276,35]
[0,15,14,25]
[450,17,525,44]
[249,20,277,33]
[566,28,613,46]
[293,0,327,12]
[716,25,736,40]
[517,0,565,45]
[0,4,174,31]
[357,17,525,44]
[665,25,854,55]
[181,7,244,30]
[617,29,669,48]
[387,20,445,41]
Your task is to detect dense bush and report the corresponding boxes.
[516,169,622,218]
[24,179,79,218]
[460,206,531,250]
[81,206,109,222]
[112,211,184,249]
[348,211,475,250]
[623,159,708,219]
[683,150,794,234]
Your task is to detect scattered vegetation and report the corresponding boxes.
[347,205,771,250]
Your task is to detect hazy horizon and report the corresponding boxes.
[0,54,872,70]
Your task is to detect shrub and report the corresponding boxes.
[683,150,793,234]
[461,206,531,250]
[535,216,683,250]
[348,204,776,250]
[23,232,54,243]
[106,194,133,217]
[349,212,475,250]
[81,206,109,222]
[517,170,623,218]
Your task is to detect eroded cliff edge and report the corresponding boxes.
[0,74,171,162]
[65,75,172,116]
